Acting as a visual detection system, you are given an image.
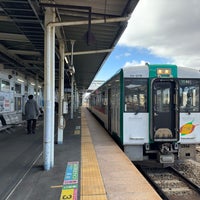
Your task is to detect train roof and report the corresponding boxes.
[123,64,149,78]
[177,66,200,78]
[89,64,200,96]
[123,64,200,78]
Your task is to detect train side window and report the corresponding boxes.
[1,80,10,92]
[124,78,147,112]
[100,91,106,113]
[179,79,200,112]
[101,91,106,106]
[15,83,21,94]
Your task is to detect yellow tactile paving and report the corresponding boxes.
[80,109,107,200]
[74,129,80,135]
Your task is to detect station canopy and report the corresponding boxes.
[0,0,139,92]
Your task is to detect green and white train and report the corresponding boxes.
[88,64,200,164]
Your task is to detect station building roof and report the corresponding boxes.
[0,0,139,91]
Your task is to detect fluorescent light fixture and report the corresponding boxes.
[17,78,24,83]
[65,56,68,64]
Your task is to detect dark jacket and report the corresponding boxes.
[25,99,40,120]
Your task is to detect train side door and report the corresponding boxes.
[152,79,179,141]
[108,88,111,133]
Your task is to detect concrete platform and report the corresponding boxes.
[0,111,81,200]
[81,108,161,200]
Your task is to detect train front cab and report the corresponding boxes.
[144,65,200,164]
[123,65,180,164]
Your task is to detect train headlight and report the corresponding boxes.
[157,68,171,75]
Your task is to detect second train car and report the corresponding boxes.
[88,64,200,164]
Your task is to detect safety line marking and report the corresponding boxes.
[60,161,79,200]
[74,130,80,135]
[74,126,80,135]
[50,185,62,188]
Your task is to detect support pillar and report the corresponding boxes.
[44,7,55,170]
[35,74,39,105]
[70,40,75,119]
[57,41,65,144]
[70,74,74,119]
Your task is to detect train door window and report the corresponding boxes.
[25,85,28,93]
[1,80,10,92]
[97,92,101,107]
[179,79,200,112]
[101,91,106,105]
[15,83,21,94]
[155,86,170,112]
[90,94,93,106]
[94,96,97,106]
[124,78,148,112]
[15,97,22,112]
[101,91,106,113]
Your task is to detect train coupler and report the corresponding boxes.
[157,152,175,163]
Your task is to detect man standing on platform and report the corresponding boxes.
[25,94,40,134]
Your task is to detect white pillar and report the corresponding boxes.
[76,90,79,108]
[70,40,75,119]
[50,12,55,168]
[70,74,74,119]
[57,41,65,144]
[74,85,77,111]
[44,7,55,170]
[35,74,39,105]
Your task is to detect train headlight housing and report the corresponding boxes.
[157,68,171,76]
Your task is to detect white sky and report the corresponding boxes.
[119,0,200,69]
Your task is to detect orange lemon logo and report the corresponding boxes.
[180,120,199,136]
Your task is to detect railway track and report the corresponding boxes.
[139,166,200,200]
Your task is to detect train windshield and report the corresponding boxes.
[179,79,200,112]
[124,78,148,112]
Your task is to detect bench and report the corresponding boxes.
[0,113,25,133]
[0,115,12,133]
